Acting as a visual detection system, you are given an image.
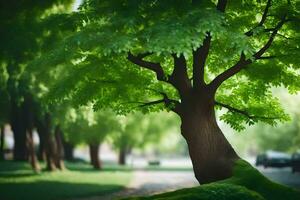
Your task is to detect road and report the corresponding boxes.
[259,167,300,189]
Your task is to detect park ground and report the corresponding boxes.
[0,159,300,200]
[0,161,132,200]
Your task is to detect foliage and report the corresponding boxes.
[32,0,300,131]
[110,111,179,152]
[63,106,120,145]
[0,0,75,128]
[223,90,300,155]
[251,119,299,152]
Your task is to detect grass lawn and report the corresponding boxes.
[0,161,132,200]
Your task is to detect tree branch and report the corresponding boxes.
[257,55,277,60]
[169,54,192,98]
[253,15,287,59]
[216,0,228,12]
[245,0,272,36]
[127,52,167,82]
[139,99,165,107]
[208,53,251,92]
[209,16,288,92]
[277,33,292,40]
[215,101,278,120]
[138,92,181,114]
[193,33,211,88]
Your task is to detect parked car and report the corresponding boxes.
[291,152,300,173]
[255,154,267,166]
[256,151,291,168]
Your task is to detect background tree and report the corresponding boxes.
[226,90,300,155]
[0,0,74,163]
[0,67,9,160]
[64,106,120,169]
[33,0,300,184]
[111,112,178,165]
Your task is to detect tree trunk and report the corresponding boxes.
[36,123,46,161]
[89,144,101,169]
[44,114,57,171]
[45,135,57,171]
[54,125,65,170]
[11,104,28,161]
[0,125,5,160]
[63,142,74,161]
[179,92,239,184]
[22,95,40,172]
[118,146,127,165]
[26,129,40,172]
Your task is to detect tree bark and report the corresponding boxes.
[179,91,239,184]
[44,114,57,171]
[118,146,127,165]
[36,123,46,161]
[0,125,5,160]
[26,129,40,172]
[37,125,46,161]
[89,144,101,169]
[63,142,74,161]
[45,135,57,171]
[54,125,65,170]
[11,103,28,161]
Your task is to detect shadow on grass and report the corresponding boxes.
[0,161,30,172]
[0,161,132,200]
[67,166,192,173]
[0,160,192,174]
[0,181,123,200]
[0,172,39,178]
[66,164,133,172]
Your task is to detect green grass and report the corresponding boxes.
[123,159,300,200]
[0,161,132,200]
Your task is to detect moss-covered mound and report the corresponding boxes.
[125,183,265,200]
[221,160,300,200]
[123,160,300,200]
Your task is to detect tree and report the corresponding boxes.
[34,0,300,184]
[111,112,178,165]
[0,74,9,160]
[0,0,75,162]
[63,106,120,169]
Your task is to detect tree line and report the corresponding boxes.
[0,0,177,172]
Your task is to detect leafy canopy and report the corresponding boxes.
[33,0,300,130]
[110,111,178,151]
[0,0,75,124]
[63,106,120,145]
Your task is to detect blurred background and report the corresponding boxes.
[0,87,299,200]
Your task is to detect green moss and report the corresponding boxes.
[222,160,300,200]
[124,183,265,200]
[123,159,300,200]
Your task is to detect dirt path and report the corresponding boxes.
[77,170,198,200]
